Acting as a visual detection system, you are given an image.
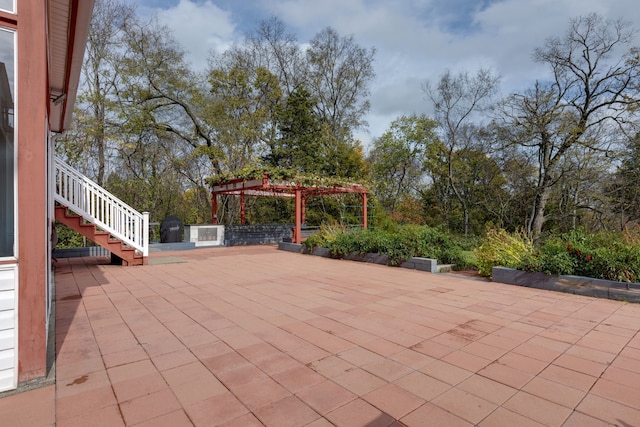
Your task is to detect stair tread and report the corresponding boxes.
[55,204,146,266]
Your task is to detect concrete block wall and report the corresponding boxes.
[225,224,293,246]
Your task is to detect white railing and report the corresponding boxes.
[54,157,149,257]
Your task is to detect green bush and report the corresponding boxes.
[478,228,640,283]
[54,222,87,248]
[474,228,534,276]
[534,230,640,282]
[302,222,347,250]
[303,225,465,267]
[531,236,576,275]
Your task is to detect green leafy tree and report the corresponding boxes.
[207,66,283,171]
[306,27,375,182]
[264,86,323,172]
[113,13,216,223]
[307,27,376,140]
[58,0,136,184]
[450,147,508,234]
[368,114,440,212]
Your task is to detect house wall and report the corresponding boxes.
[0,0,93,393]
[0,265,17,392]
[16,0,49,385]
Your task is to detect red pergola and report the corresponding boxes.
[211,173,368,243]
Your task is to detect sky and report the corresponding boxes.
[132,0,640,149]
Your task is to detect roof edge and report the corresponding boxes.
[50,0,94,132]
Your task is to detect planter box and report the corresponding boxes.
[492,267,640,303]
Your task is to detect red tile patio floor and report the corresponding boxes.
[2,245,640,426]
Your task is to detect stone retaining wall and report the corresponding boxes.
[277,244,441,273]
[492,267,640,303]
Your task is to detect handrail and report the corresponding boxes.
[53,156,149,257]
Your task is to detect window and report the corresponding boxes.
[0,0,14,14]
[0,28,14,257]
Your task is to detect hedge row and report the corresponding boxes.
[475,228,640,283]
[303,225,467,267]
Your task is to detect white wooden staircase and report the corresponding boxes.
[54,157,149,266]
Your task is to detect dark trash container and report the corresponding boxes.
[160,215,183,243]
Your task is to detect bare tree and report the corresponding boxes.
[423,68,500,235]
[500,13,640,238]
[307,27,376,140]
[245,17,308,94]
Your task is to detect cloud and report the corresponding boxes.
[137,0,640,146]
[151,0,239,70]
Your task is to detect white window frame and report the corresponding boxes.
[0,26,16,262]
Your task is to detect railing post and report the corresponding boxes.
[142,212,149,257]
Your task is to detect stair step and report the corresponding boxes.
[55,203,146,267]
[55,207,80,219]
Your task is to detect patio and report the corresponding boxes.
[2,245,640,426]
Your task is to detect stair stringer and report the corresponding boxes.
[54,205,146,266]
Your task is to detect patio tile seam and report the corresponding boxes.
[55,293,127,424]
[83,279,265,423]
[53,251,640,427]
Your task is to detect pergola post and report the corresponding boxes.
[362,193,368,229]
[240,191,246,225]
[211,193,218,224]
[301,195,307,225]
[295,189,302,244]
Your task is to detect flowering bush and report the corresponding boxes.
[535,230,640,282]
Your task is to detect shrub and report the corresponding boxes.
[55,222,87,248]
[532,236,577,276]
[302,222,347,250]
[529,229,640,282]
[474,228,534,276]
[622,225,640,246]
[304,225,465,267]
[492,228,640,283]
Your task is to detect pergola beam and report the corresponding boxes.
[210,173,368,242]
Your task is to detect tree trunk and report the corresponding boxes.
[531,185,551,239]
[448,154,469,236]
